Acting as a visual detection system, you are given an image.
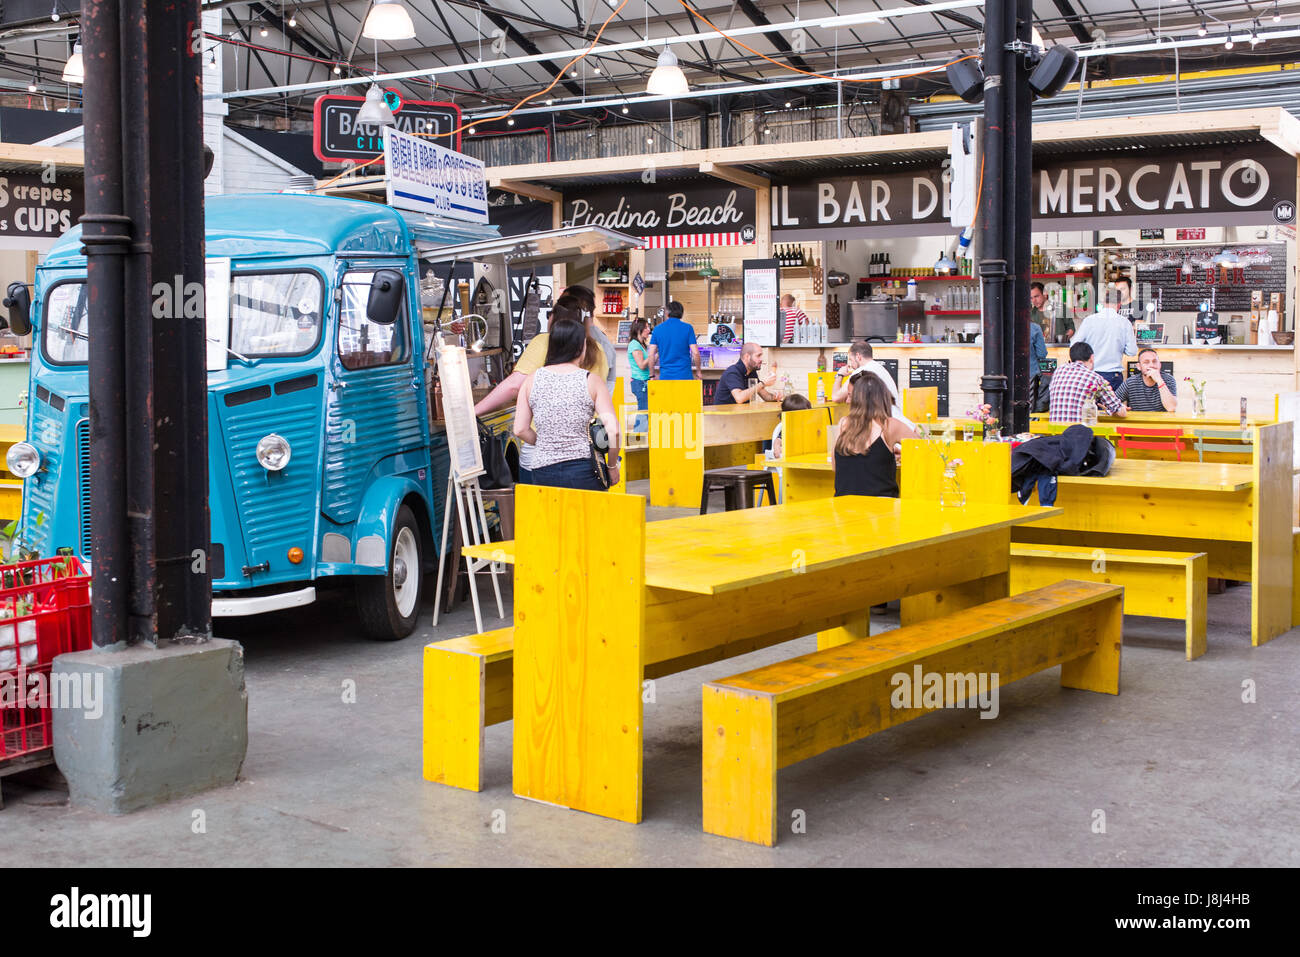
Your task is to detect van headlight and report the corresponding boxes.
[255,434,291,471]
[6,442,41,478]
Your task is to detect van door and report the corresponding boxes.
[322,263,426,535]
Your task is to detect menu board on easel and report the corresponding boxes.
[909,358,950,416]
[743,258,780,346]
[437,344,484,482]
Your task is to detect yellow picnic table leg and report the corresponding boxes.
[900,529,1011,625]
[702,685,777,847]
[1059,592,1123,694]
[1186,554,1208,661]
[817,608,870,650]
[648,380,704,508]
[423,644,487,791]
[512,486,647,823]
[1251,422,1293,646]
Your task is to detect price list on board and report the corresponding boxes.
[909,358,950,416]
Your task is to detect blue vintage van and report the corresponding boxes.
[6,192,635,639]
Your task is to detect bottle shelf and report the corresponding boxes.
[927,310,980,316]
[862,271,1092,282]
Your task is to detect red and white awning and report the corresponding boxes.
[639,232,753,248]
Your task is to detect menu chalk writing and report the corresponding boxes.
[909,358,949,416]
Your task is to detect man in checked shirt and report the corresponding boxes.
[1048,340,1128,424]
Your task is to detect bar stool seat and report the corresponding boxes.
[700,468,778,514]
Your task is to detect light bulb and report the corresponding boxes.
[784,101,792,108]
[545,98,553,105]
[570,70,578,77]
[1197,19,1208,36]
[646,136,653,145]
[28,79,37,92]
[469,126,476,134]
[592,65,601,74]
[333,63,342,74]
[762,127,771,135]
[289,13,297,27]
[506,117,515,126]
[621,105,629,114]
[259,25,269,37]
[1273,2,1281,22]
[1224,34,1234,49]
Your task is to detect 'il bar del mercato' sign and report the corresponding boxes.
[771,144,1295,235]
[313,93,461,163]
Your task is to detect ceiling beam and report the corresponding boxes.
[734,0,812,73]
[699,161,768,189]
[489,178,562,203]
[898,0,982,31]
[1048,0,1093,45]
[481,8,586,98]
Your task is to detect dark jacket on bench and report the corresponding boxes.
[1011,425,1115,506]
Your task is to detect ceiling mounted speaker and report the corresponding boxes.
[1028,45,1080,99]
[946,58,984,104]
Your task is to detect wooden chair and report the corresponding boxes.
[1115,426,1186,460]
[1192,428,1252,462]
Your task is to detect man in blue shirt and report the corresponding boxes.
[648,301,700,381]
[1074,288,1138,391]
[714,342,779,405]
[1029,309,1048,411]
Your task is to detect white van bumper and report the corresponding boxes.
[212,586,317,617]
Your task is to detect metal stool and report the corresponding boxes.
[700,468,778,514]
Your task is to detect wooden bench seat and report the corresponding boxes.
[422,627,514,791]
[701,580,1123,846]
[1010,543,1207,660]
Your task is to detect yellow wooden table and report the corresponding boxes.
[767,452,835,502]
[498,486,1060,824]
[1029,413,1265,462]
[1012,430,1293,647]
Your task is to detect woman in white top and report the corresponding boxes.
[514,317,621,490]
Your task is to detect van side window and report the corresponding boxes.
[338,272,409,371]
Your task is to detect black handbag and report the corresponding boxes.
[478,423,514,489]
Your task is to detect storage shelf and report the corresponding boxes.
[596,281,629,287]
[927,310,979,316]
[861,272,1093,282]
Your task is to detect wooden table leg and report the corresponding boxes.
[900,528,1011,626]
[1251,422,1293,646]
[817,608,870,650]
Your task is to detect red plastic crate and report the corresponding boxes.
[0,558,91,763]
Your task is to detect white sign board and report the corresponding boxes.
[743,258,780,346]
[383,127,488,224]
[205,258,231,372]
[437,344,484,481]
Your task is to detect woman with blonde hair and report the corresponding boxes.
[833,372,917,497]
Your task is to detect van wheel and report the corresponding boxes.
[356,505,422,640]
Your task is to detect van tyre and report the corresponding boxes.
[356,504,422,640]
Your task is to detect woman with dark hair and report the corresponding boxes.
[626,318,651,432]
[832,372,917,497]
[514,317,621,491]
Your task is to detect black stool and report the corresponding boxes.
[700,468,777,514]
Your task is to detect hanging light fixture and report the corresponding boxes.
[1067,250,1096,270]
[1250,20,1263,45]
[934,249,958,274]
[27,77,38,93]
[1273,1,1282,23]
[61,42,84,84]
[363,0,416,40]
[288,8,298,28]
[1197,18,1208,37]
[646,41,688,96]
[1224,30,1235,50]
[355,83,395,126]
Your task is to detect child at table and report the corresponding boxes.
[833,373,917,497]
[768,393,813,460]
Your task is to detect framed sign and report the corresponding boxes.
[1136,324,1164,342]
[909,358,950,416]
[383,127,488,223]
[314,94,460,163]
[743,258,780,346]
[436,344,484,482]
[1140,229,1165,241]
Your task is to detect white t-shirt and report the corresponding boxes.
[848,361,915,429]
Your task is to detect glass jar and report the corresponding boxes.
[1081,402,1099,428]
[941,463,965,508]
[1193,394,1207,417]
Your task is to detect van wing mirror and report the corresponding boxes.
[3,282,31,336]
[366,269,404,325]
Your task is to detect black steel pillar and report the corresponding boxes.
[81,0,210,647]
[980,0,1036,435]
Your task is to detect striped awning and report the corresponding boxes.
[640,232,753,248]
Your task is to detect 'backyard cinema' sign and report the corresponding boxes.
[313,94,461,163]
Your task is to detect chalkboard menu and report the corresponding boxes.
[879,358,899,385]
[909,358,950,416]
[617,320,632,343]
[1195,312,1222,341]
[1136,244,1286,312]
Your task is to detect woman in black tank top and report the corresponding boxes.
[833,371,916,497]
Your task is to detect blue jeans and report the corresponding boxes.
[630,377,649,432]
[530,456,606,491]
[1098,371,1123,391]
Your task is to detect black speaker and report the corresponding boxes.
[1028,45,1080,99]
[946,58,984,104]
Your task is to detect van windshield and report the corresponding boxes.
[41,272,324,365]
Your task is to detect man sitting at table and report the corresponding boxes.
[1048,341,1127,423]
[1115,347,1177,412]
[714,341,781,405]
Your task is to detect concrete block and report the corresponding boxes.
[52,638,248,814]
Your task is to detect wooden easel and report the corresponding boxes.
[430,342,506,634]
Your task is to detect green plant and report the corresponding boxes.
[0,512,45,565]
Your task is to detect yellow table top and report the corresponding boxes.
[1055,459,1253,492]
[469,497,1060,595]
[703,401,843,416]
[1031,412,1267,431]
[766,452,834,471]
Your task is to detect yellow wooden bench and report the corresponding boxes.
[423,626,514,791]
[701,579,1123,846]
[1011,543,1207,661]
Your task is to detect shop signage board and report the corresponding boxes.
[313,93,460,162]
[563,182,756,248]
[909,358,949,416]
[0,173,82,238]
[437,344,484,482]
[772,144,1296,237]
[383,127,488,224]
[1136,243,1286,311]
[743,258,780,346]
[1140,229,1166,241]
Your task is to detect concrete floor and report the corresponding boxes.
[3,482,1299,866]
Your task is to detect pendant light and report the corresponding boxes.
[61,42,84,84]
[356,83,395,126]
[1067,251,1096,270]
[934,249,958,274]
[646,41,688,96]
[363,0,416,41]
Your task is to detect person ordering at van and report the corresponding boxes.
[513,317,621,491]
[833,373,918,498]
